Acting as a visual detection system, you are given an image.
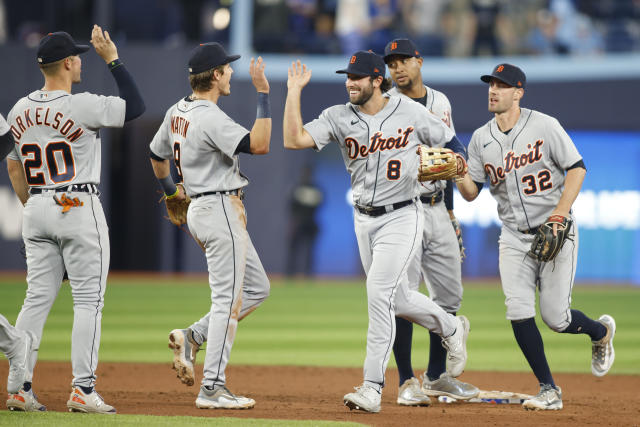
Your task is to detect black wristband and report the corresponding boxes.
[108,58,123,70]
[256,92,271,119]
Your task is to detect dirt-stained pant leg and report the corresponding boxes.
[189,196,270,341]
[355,203,456,389]
[0,315,23,355]
[188,194,249,387]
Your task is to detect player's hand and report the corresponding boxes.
[250,57,269,94]
[287,60,312,91]
[549,209,570,236]
[174,183,187,201]
[90,24,118,64]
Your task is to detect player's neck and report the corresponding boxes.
[359,92,389,116]
[399,82,426,99]
[495,106,521,133]
[191,90,219,104]
[43,75,72,94]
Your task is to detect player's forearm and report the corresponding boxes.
[249,119,271,155]
[283,89,307,149]
[109,59,145,121]
[553,167,586,217]
[150,158,171,179]
[7,159,29,205]
[456,174,479,201]
[0,131,14,161]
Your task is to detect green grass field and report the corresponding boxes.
[0,275,638,425]
[0,276,638,373]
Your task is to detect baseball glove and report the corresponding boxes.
[164,184,190,226]
[528,215,573,262]
[417,146,467,182]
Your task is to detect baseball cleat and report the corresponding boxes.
[195,385,255,409]
[442,315,469,378]
[591,314,616,377]
[397,377,431,406]
[522,384,562,411]
[344,384,381,413]
[421,372,479,400]
[6,387,47,412]
[67,386,116,414]
[169,328,200,386]
[6,331,35,394]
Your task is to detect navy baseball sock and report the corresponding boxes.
[393,316,415,384]
[23,382,31,392]
[511,318,555,387]
[80,386,93,394]
[561,309,607,341]
[426,331,447,381]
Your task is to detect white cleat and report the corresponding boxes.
[169,328,200,386]
[397,377,431,406]
[195,385,255,409]
[344,384,381,413]
[6,388,47,412]
[522,384,562,411]
[67,387,116,414]
[442,315,469,378]
[591,314,616,377]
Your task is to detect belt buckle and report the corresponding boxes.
[237,188,244,200]
[430,194,437,206]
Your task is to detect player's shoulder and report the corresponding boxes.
[470,119,493,142]
[525,108,561,127]
[426,85,451,104]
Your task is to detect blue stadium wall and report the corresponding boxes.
[0,45,638,283]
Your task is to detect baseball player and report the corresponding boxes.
[382,39,479,405]
[5,26,145,413]
[0,114,37,397]
[283,51,470,413]
[455,63,615,410]
[150,42,271,410]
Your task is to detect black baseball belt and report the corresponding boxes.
[419,191,443,206]
[355,198,416,217]
[29,184,98,194]
[191,188,244,200]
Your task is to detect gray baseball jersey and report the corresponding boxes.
[468,108,582,232]
[0,114,9,135]
[149,98,249,195]
[468,108,582,329]
[305,94,460,389]
[6,89,125,389]
[152,96,270,388]
[305,94,455,207]
[7,90,125,185]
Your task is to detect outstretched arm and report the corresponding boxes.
[283,61,316,150]
[91,24,145,121]
[248,56,271,155]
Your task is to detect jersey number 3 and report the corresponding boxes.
[21,142,75,185]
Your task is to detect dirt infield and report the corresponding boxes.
[1,362,638,426]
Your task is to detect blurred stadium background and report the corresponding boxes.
[0,0,639,284]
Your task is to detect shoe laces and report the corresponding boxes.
[592,340,607,363]
[536,384,559,401]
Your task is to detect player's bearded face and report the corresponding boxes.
[219,64,233,96]
[346,76,374,105]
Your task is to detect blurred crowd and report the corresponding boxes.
[1,0,639,56]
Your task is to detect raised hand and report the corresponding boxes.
[250,57,269,93]
[287,60,312,90]
[90,24,118,64]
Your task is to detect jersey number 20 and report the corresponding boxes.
[21,142,75,185]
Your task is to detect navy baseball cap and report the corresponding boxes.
[336,51,386,78]
[481,63,526,88]
[37,32,89,64]
[383,39,421,63]
[188,42,240,75]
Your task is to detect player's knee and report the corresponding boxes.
[540,308,569,332]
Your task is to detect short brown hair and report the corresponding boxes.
[189,65,225,92]
[380,77,392,93]
[38,57,65,76]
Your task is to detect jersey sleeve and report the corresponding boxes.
[433,91,456,134]
[71,93,126,129]
[303,106,339,151]
[0,113,9,136]
[467,130,486,183]
[149,108,174,160]
[413,104,455,148]
[201,110,249,158]
[5,108,20,161]
[546,117,582,169]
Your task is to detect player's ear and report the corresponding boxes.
[514,88,524,101]
[372,76,383,88]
